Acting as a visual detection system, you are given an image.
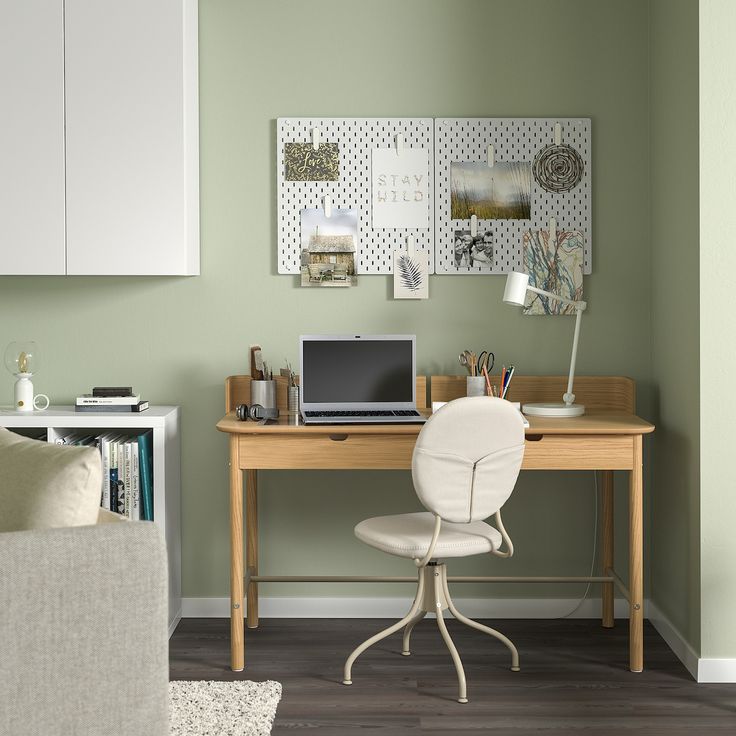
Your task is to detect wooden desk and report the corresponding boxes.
[217,375,654,673]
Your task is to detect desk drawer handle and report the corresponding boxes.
[329,434,349,442]
[526,434,544,442]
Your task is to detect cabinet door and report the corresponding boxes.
[0,0,66,275]
[64,0,199,276]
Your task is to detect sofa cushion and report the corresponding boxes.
[0,428,102,532]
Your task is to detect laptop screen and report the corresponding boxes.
[300,336,415,406]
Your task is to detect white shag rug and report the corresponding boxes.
[169,680,282,736]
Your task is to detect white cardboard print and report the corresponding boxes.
[372,147,430,229]
[393,249,429,300]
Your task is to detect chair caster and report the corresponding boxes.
[458,697,468,704]
[342,680,352,686]
[511,665,520,672]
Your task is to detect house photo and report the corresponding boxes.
[1,1,734,735]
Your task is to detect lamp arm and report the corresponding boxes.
[524,284,586,407]
[563,307,584,406]
[526,284,587,311]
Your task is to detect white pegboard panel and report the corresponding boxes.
[277,118,434,274]
[434,118,591,275]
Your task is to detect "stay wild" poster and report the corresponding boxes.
[371,147,430,229]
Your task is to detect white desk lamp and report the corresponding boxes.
[502,272,587,417]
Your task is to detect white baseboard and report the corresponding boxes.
[646,600,699,679]
[182,595,631,620]
[180,596,736,683]
[697,658,736,683]
[168,607,182,639]
[644,600,736,683]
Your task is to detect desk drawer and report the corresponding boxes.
[522,434,634,470]
[238,434,416,469]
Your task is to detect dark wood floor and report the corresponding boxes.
[170,618,736,735]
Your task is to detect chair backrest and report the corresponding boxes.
[412,397,525,523]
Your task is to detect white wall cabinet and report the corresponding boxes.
[0,0,199,276]
[0,1,66,275]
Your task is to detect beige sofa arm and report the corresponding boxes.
[0,522,169,736]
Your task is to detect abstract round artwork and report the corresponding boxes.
[532,144,584,193]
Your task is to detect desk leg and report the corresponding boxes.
[246,469,259,629]
[629,435,644,672]
[229,436,245,672]
[601,470,615,628]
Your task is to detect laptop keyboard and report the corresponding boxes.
[304,410,421,418]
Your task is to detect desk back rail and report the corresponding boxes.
[226,375,428,412]
[431,375,635,413]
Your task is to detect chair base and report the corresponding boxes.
[342,563,520,703]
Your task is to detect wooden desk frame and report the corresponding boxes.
[218,375,654,673]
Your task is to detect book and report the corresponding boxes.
[122,440,132,518]
[75,401,149,413]
[109,438,119,513]
[100,433,113,510]
[92,387,133,397]
[138,430,154,521]
[76,394,141,406]
[130,441,141,521]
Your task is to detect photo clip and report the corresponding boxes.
[470,214,478,237]
[395,133,403,156]
[549,216,557,246]
[554,122,562,146]
[312,127,321,151]
[487,144,494,168]
[323,195,332,218]
[406,234,415,257]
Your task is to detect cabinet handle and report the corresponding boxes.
[525,434,544,442]
[329,434,348,442]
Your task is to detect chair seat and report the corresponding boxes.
[354,512,502,559]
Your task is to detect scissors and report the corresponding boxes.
[458,350,477,376]
[477,351,495,375]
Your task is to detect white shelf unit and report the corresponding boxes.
[0,406,182,635]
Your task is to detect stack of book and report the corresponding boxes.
[76,386,149,413]
[55,430,154,521]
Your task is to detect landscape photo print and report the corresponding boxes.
[451,161,531,220]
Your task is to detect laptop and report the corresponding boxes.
[299,335,426,424]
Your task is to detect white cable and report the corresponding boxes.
[557,470,599,619]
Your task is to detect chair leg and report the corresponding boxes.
[401,612,426,656]
[343,570,426,685]
[441,569,520,672]
[433,568,468,703]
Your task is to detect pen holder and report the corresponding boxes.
[251,380,277,410]
[287,386,299,414]
[466,376,486,398]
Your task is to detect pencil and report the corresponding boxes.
[482,365,492,396]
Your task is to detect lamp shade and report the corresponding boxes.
[503,272,530,307]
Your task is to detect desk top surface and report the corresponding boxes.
[217,410,654,436]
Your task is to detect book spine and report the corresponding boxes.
[138,431,153,521]
[101,436,111,510]
[130,441,140,521]
[123,441,132,519]
[110,440,119,514]
[76,395,140,405]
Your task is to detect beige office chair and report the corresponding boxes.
[343,397,526,703]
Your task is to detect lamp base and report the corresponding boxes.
[521,402,585,418]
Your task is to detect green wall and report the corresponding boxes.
[0,0,653,601]
[649,0,700,651]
